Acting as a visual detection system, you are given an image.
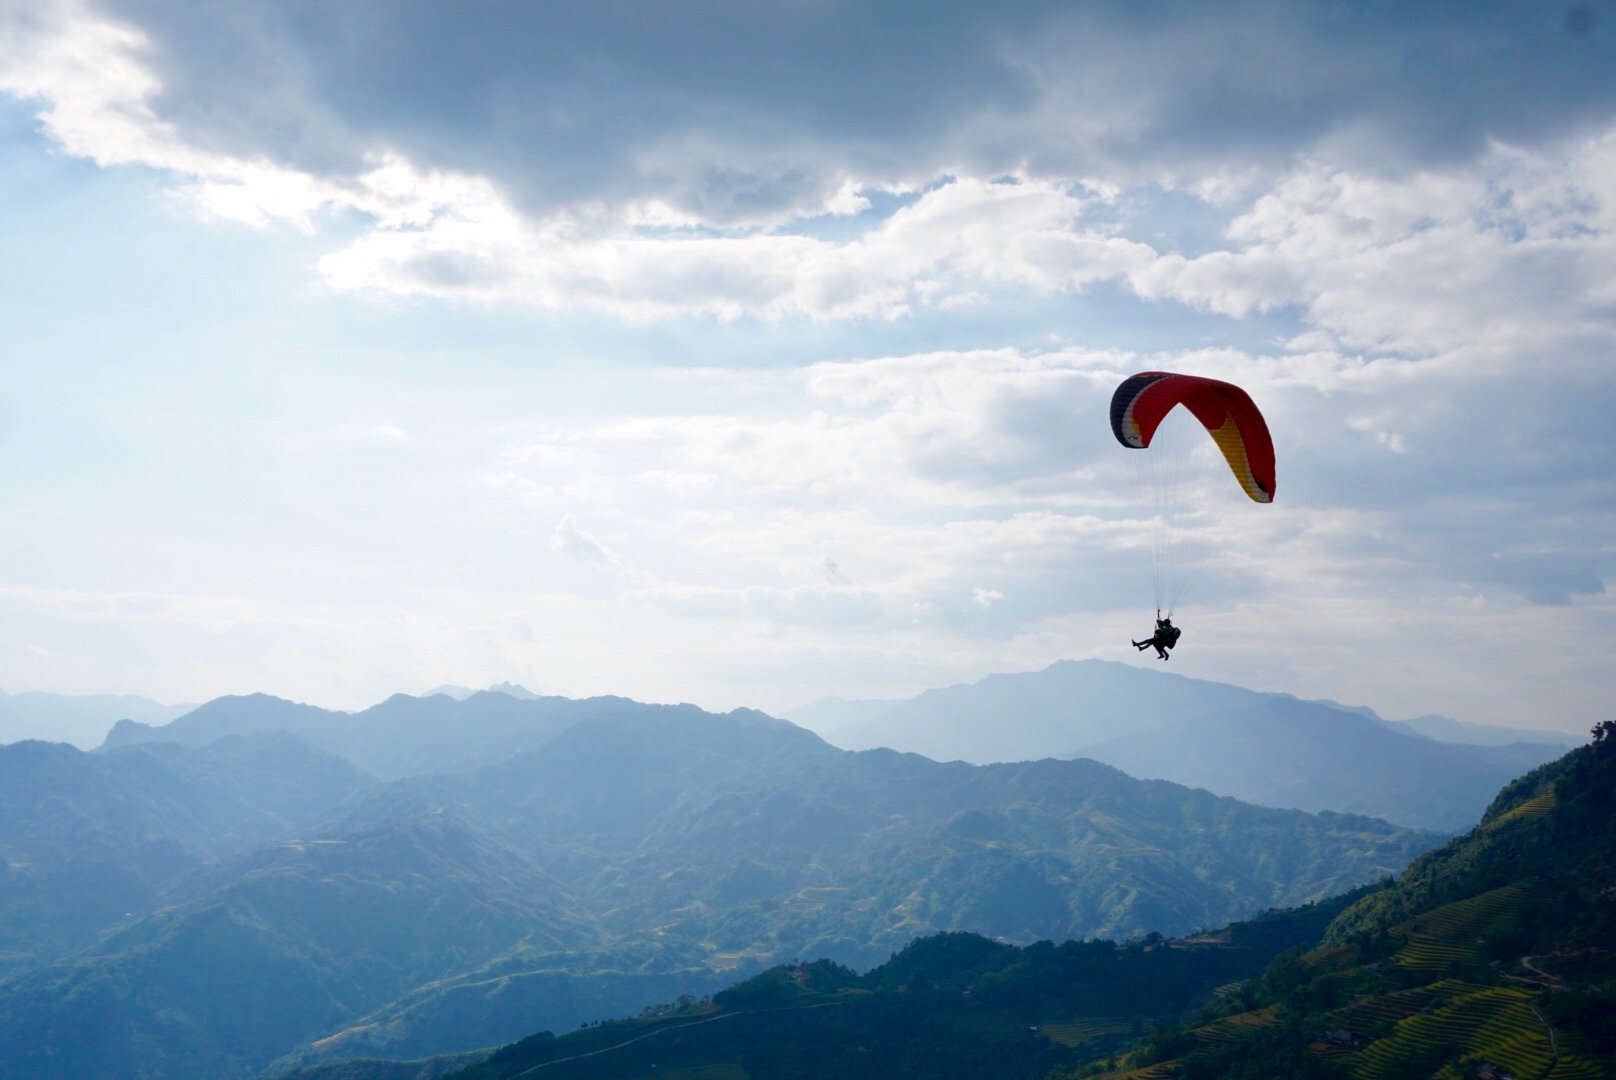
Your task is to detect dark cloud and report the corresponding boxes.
[1024,2,1616,175]
[97,0,1616,222]
[105,0,1038,221]
[1470,552,1608,605]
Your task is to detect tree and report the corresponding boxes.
[1591,719,1616,756]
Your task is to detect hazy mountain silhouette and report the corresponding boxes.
[1391,710,1576,747]
[0,733,371,978]
[806,659,1565,831]
[782,694,901,734]
[103,690,588,779]
[421,682,541,701]
[0,692,1439,1079]
[0,689,192,749]
[0,788,594,1080]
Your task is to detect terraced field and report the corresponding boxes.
[1096,1062,1179,1080]
[1036,1017,1139,1047]
[1424,1063,1604,1080]
[1188,1006,1282,1048]
[1395,936,1482,975]
[1491,791,1557,828]
[1393,885,1527,975]
[1541,1053,1610,1079]
[1086,877,1594,1080]
[1399,884,1527,942]
[1346,985,1556,1080]
[1081,752,1615,1079]
[1325,978,1488,1037]
[1304,943,1358,969]
[1305,880,1610,1078]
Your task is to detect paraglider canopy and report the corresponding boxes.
[1110,371,1275,503]
[1110,370,1276,619]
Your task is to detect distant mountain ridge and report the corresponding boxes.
[0,732,373,978]
[324,740,1611,1080]
[1392,710,1575,747]
[103,690,591,779]
[799,659,1570,832]
[0,692,1440,1079]
[799,673,1575,753]
[0,689,192,749]
[92,666,1573,834]
[421,682,541,701]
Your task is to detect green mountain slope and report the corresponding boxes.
[1081,738,1615,1079]
[461,708,1434,956]
[0,790,597,1080]
[276,736,1611,1080]
[0,734,371,977]
[274,895,1367,1080]
[261,708,1433,1077]
[0,695,1441,1079]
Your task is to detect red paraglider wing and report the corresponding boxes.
[1110,371,1275,503]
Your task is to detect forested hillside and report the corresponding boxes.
[1082,734,1616,1079]
[271,735,1613,1080]
[275,894,1369,1080]
[0,692,1437,1079]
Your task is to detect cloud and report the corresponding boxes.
[484,326,1615,655]
[486,348,1266,637]
[551,515,643,582]
[1131,136,1616,357]
[0,0,509,233]
[638,583,891,632]
[315,175,1160,319]
[6,0,1614,730]
[60,1,1616,219]
[624,511,1147,639]
[7,1,1616,325]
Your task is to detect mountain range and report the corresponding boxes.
[321,737,1610,1080]
[0,686,1440,1079]
[791,660,1574,832]
[8,665,1568,836]
[0,688,192,750]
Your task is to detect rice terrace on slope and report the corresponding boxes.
[1080,742,1614,1079]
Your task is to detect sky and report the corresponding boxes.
[1,0,1613,735]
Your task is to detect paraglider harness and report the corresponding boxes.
[1154,613,1181,649]
[1132,610,1181,658]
